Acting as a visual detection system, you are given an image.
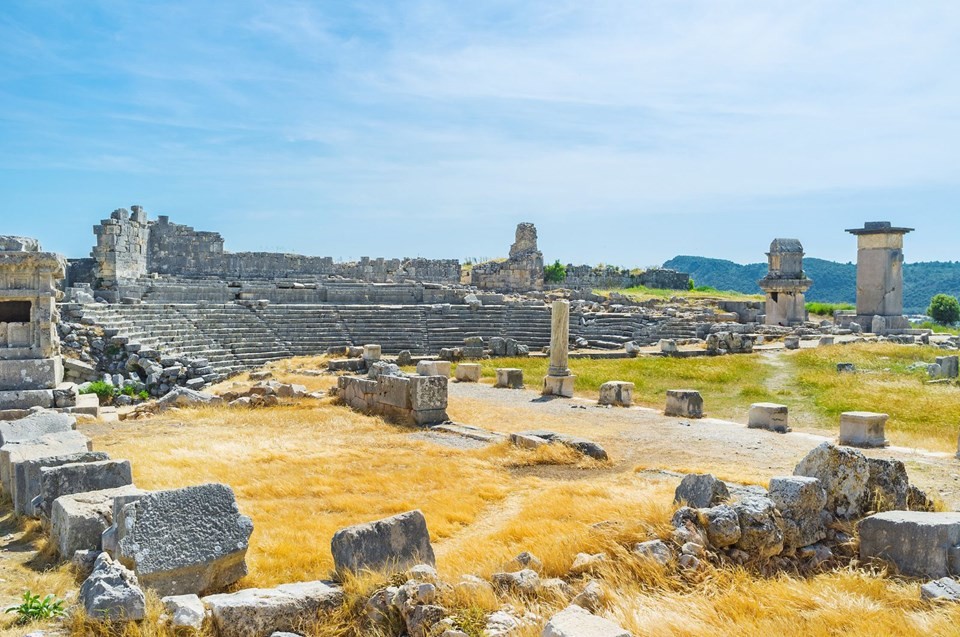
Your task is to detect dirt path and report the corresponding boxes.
[446,382,960,509]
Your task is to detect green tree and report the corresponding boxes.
[687,278,695,291]
[928,293,960,325]
[544,260,567,283]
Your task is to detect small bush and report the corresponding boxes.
[928,293,960,326]
[687,278,695,291]
[544,260,567,283]
[806,301,855,316]
[78,380,117,405]
[5,590,65,624]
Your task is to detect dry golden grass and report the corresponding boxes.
[4,353,960,636]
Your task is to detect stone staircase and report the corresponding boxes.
[655,318,702,341]
[576,312,645,349]
[256,305,352,356]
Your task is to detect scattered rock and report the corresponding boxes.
[674,474,730,508]
[492,569,540,595]
[162,594,206,631]
[203,581,344,637]
[634,539,672,566]
[733,495,785,559]
[794,443,869,519]
[79,553,146,622]
[701,504,741,548]
[542,604,631,637]
[331,510,435,575]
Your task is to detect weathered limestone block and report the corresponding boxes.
[794,442,869,519]
[2,430,99,515]
[659,339,678,353]
[921,578,960,602]
[38,459,133,516]
[542,604,631,637]
[51,485,146,558]
[203,581,344,637]
[664,389,703,418]
[416,360,451,377]
[542,374,575,398]
[0,411,75,447]
[363,344,382,363]
[865,457,909,511]
[674,474,729,508]
[936,356,959,379]
[733,495,785,558]
[162,594,206,631]
[156,387,223,410]
[784,336,800,350]
[768,476,827,549]
[747,403,790,433]
[116,483,254,595]
[495,368,523,389]
[701,504,741,548]
[598,381,633,407]
[80,553,147,622]
[0,358,63,391]
[839,411,889,448]
[859,511,960,577]
[454,363,481,382]
[331,510,435,575]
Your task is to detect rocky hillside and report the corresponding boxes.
[664,256,960,314]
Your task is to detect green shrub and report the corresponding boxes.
[806,301,855,316]
[79,380,117,405]
[544,260,567,283]
[687,278,695,291]
[5,590,65,624]
[928,293,960,325]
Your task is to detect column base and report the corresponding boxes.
[542,375,575,398]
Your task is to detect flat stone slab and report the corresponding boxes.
[839,411,888,448]
[921,577,960,602]
[416,360,451,377]
[542,604,631,637]
[203,581,344,637]
[1,429,98,515]
[0,411,75,447]
[748,402,789,433]
[331,509,435,575]
[859,511,960,577]
[116,483,254,595]
[50,485,146,558]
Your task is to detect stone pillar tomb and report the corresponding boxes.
[845,221,913,333]
[757,238,812,327]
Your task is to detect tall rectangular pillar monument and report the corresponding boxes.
[846,222,913,334]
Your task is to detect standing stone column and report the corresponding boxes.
[845,221,913,333]
[543,300,575,397]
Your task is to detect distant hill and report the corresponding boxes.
[663,256,960,314]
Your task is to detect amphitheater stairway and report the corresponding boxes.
[336,305,429,353]
[177,304,293,372]
[424,306,509,352]
[255,305,353,356]
[655,318,701,341]
[575,312,644,348]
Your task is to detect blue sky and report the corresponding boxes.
[1,1,958,267]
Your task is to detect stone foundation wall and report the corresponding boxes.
[337,373,448,426]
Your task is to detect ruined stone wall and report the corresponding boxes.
[471,222,545,292]
[91,207,149,288]
[90,208,461,287]
[551,266,690,291]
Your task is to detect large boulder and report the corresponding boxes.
[733,495,784,559]
[36,459,133,516]
[202,581,344,637]
[79,553,146,622]
[701,504,742,548]
[674,474,729,508]
[115,483,254,595]
[51,485,146,558]
[542,604,631,637]
[793,443,869,519]
[331,510,435,575]
[859,511,960,578]
[156,387,223,411]
[864,458,909,512]
[768,476,827,550]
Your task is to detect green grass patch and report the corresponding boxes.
[464,354,780,419]
[789,343,960,451]
[913,320,960,335]
[595,285,761,302]
[805,301,854,316]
